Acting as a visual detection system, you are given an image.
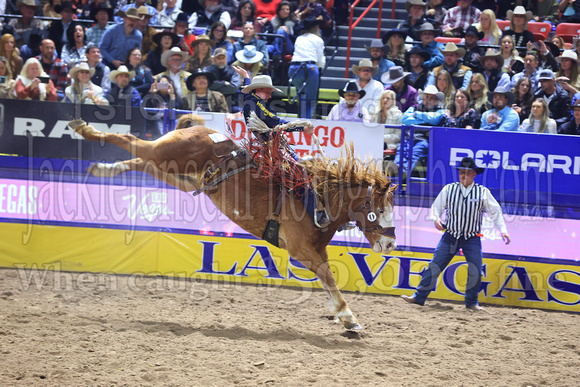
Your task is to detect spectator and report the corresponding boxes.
[295,0,330,32]
[510,52,540,94]
[480,86,520,131]
[61,24,88,69]
[173,12,195,55]
[475,9,501,46]
[382,66,419,113]
[209,21,234,61]
[9,0,45,48]
[47,1,77,57]
[0,34,23,77]
[382,29,406,68]
[288,18,324,118]
[233,45,264,79]
[479,48,511,91]
[64,62,108,104]
[427,42,472,90]
[500,35,524,77]
[255,0,282,22]
[441,0,481,37]
[265,0,298,58]
[14,57,58,101]
[36,39,69,100]
[372,90,403,153]
[530,40,559,73]
[146,30,179,75]
[0,56,16,98]
[559,0,580,24]
[106,65,141,107]
[503,6,535,50]
[405,46,430,91]
[81,0,113,21]
[520,98,557,133]
[231,0,256,31]
[462,26,485,74]
[86,4,112,46]
[158,46,190,100]
[414,22,444,71]
[435,69,455,107]
[551,36,565,52]
[136,5,157,60]
[187,34,215,72]
[351,58,384,113]
[444,88,477,128]
[19,28,43,63]
[158,0,181,29]
[425,0,447,28]
[534,69,573,129]
[115,0,159,26]
[466,72,491,125]
[190,0,231,31]
[126,47,154,96]
[232,22,269,68]
[85,43,110,94]
[511,76,534,123]
[560,99,580,135]
[204,47,240,108]
[44,0,63,18]
[364,40,394,84]
[100,7,143,69]
[143,74,182,139]
[396,0,427,42]
[184,68,229,112]
[530,0,559,23]
[326,81,370,122]
[555,50,580,97]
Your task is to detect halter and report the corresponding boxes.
[347,186,396,239]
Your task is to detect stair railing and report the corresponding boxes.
[344,0,384,77]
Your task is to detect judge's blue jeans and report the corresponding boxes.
[413,232,483,307]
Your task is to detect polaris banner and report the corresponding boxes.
[428,127,580,205]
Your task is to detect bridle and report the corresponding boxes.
[346,186,396,239]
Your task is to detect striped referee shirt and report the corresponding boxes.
[431,182,508,240]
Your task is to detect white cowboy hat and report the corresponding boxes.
[161,46,188,68]
[69,62,95,79]
[109,65,135,83]
[506,6,533,22]
[419,85,445,101]
[241,75,282,94]
[235,45,264,64]
[556,50,580,65]
[352,58,378,76]
[16,0,39,8]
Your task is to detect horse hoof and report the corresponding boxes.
[344,321,363,331]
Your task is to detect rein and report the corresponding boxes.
[345,186,396,239]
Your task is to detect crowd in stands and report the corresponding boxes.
[0,0,578,148]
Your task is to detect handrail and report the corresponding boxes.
[344,0,380,77]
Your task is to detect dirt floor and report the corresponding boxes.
[0,267,578,386]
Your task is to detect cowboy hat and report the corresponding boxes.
[556,50,580,65]
[69,62,95,79]
[464,25,484,40]
[186,69,216,91]
[161,46,188,67]
[365,39,389,54]
[89,3,113,21]
[418,22,440,36]
[352,58,378,76]
[175,12,189,24]
[241,75,282,94]
[381,66,411,84]
[382,29,407,45]
[479,48,504,68]
[136,5,153,18]
[439,42,466,58]
[16,0,39,9]
[109,65,135,83]
[116,7,143,20]
[54,1,74,13]
[419,84,445,101]
[338,81,366,98]
[191,34,216,49]
[456,157,484,175]
[487,86,515,105]
[406,46,430,62]
[405,0,426,12]
[506,6,533,22]
[235,45,264,64]
[153,30,180,47]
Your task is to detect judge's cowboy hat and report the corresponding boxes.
[338,81,366,98]
[352,58,378,76]
[439,42,466,58]
[161,46,189,67]
[116,7,143,20]
[241,75,282,94]
[381,66,411,84]
[487,86,515,105]
[69,62,95,79]
[108,65,135,83]
[365,39,390,55]
[186,69,216,91]
[405,0,426,12]
[456,157,484,175]
[235,45,264,64]
[506,6,533,22]
[556,50,580,65]
[479,48,504,68]
[419,84,445,101]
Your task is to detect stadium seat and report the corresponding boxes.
[528,22,552,41]
[434,37,461,44]
[565,42,573,50]
[555,23,580,43]
[496,20,511,32]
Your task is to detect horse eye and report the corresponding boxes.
[378,209,384,214]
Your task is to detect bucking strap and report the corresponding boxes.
[262,192,284,247]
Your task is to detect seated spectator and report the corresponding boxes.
[126,47,154,96]
[0,57,16,99]
[351,58,384,113]
[100,7,143,69]
[382,29,406,68]
[441,0,481,37]
[520,98,557,133]
[560,99,580,135]
[83,44,110,96]
[371,90,403,152]
[233,45,265,80]
[231,0,257,31]
[9,0,45,48]
[44,0,63,18]
[36,39,69,100]
[405,46,429,91]
[466,73,491,126]
[47,1,77,57]
[396,0,427,42]
[500,35,524,78]
[14,57,58,101]
[61,24,88,69]
[184,69,229,112]
[209,22,233,61]
[326,81,370,122]
[106,65,141,107]
[383,66,419,113]
[287,18,324,118]
[534,69,572,129]
[435,69,455,107]
[205,47,241,97]
[530,0,559,23]
[461,26,484,74]
[266,1,297,59]
[0,34,23,77]
[531,40,559,73]
[365,40,394,84]
[232,22,269,68]
[19,28,43,63]
[191,0,232,31]
[295,0,330,32]
[511,76,534,123]
[425,0,447,28]
[254,0,283,23]
[158,0,182,29]
[475,9,500,46]
[86,4,113,46]
[115,0,159,26]
[136,5,157,60]
[444,88,477,129]
[158,47,190,100]
[173,13,195,55]
[187,35,215,72]
[480,86,520,131]
[555,50,580,97]
[142,75,184,139]
[479,48,511,91]
[503,6,535,50]
[146,30,179,75]
[559,0,580,24]
[64,62,108,104]
[427,43,472,90]
[551,36,565,52]
[511,52,540,94]
[413,22,443,71]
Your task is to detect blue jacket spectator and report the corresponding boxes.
[480,87,520,131]
[99,8,143,69]
[413,23,444,71]
[106,65,142,108]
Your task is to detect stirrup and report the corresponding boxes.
[314,208,331,229]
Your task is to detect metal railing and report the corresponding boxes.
[344,0,384,77]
